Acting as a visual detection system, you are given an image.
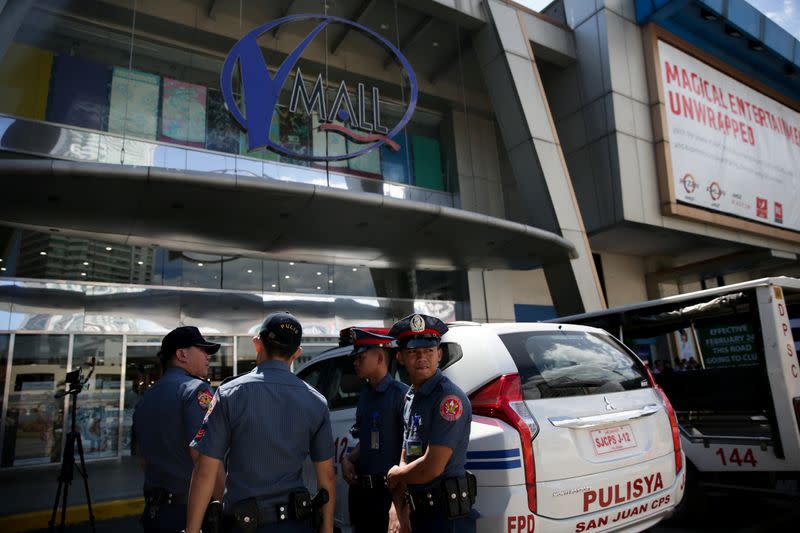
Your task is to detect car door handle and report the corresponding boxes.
[548,404,662,429]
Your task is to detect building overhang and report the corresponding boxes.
[635,0,800,102]
[0,159,577,271]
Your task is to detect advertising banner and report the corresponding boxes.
[658,40,800,232]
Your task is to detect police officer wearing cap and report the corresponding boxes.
[340,328,408,533]
[386,314,477,533]
[185,312,335,533]
[133,326,226,533]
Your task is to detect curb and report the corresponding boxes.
[0,497,144,533]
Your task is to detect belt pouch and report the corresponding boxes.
[290,490,312,520]
[231,498,259,533]
[467,471,477,505]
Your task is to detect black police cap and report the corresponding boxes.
[158,326,220,361]
[389,314,448,349]
[258,312,302,352]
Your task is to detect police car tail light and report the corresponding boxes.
[470,373,539,513]
[657,387,682,475]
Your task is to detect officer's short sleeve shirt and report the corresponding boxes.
[190,360,334,507]
[354,373,409,475]
[132,367,213,494]
[402,369,471,491]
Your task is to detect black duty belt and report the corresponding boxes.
[358,473,387,489]
[144,488,187,506]
[406,473,477,518]
[227,490,315,528]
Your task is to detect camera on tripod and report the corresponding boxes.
[56,358,94,399]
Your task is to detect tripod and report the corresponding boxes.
[49,360,96,533]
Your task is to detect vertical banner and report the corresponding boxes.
[160,78,207,147]
[657,40,800,232]
[108,67,160,140]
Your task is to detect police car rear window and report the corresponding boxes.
[499,331,650,399]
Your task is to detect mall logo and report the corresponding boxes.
[220,14,417,161]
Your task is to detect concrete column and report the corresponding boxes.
[473,0,606,315]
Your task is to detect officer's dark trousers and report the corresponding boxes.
[140,503,186,533]
[409,508,478,533]
[224,518,313,532]
[348,485,392,533]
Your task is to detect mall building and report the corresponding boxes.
[0,0,798,517]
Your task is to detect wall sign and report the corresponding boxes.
[657,39,800,232]
[220,14,417,161]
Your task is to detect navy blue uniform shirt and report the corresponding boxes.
[133,367,213,494]
[190,360,334,509]
[354,373,408,476]
[402,369,471,491]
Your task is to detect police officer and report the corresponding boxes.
[133,326,225,533]
[386,314,477,533]
[185,312,335,533]
[340,328,408,533]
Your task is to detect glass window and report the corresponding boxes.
[332,265,376,296]
[279,262,331,294]
[205,336,234,387]
[0,335,8,456]
[122,344,161,456]
[221,257,263,291]
[2,334,69,467]
[71,335,123,459]
[236,336,258,375]
[296,352,362,411]
[500,331,650,400]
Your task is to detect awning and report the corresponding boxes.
[0,159,577,270]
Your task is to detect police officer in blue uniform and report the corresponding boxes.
[386,314,477,533]
[185,312,335,533]
[133,326,225,533]
[339,328,408,533]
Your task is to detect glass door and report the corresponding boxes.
[2,334,69,467]
[121,337,162,457]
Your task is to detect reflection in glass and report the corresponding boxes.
[205,336,233,387]
[122,345,161,456]
[2,335,69,467]
[0,335,8,460]
[236,336,257,375]
[71,335,123,459]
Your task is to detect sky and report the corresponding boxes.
[513,0,800,41]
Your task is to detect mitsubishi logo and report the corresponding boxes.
[603,396,616,411]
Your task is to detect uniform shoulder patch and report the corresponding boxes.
[197,389,213,409]
[439,394,463,422]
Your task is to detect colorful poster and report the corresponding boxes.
[206,88,240,154]
[160,78,207,147]
[658,40,800,232]
[278,107,310,166]
[108,67,159,140]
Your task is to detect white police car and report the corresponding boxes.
[297,322,685,532]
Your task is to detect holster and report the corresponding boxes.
[442,472,477,519]
[202,500,223,533]
[310,489,329,532]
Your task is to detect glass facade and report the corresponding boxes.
[0,0,475,203]
[0,0,481,470]
[0,227,469,302]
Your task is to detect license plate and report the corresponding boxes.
[591,425,637,455]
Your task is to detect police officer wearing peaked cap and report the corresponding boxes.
[385,314,477,533]
[185,312,336,533]
[340,328,409,533]
[133,326,226,533]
